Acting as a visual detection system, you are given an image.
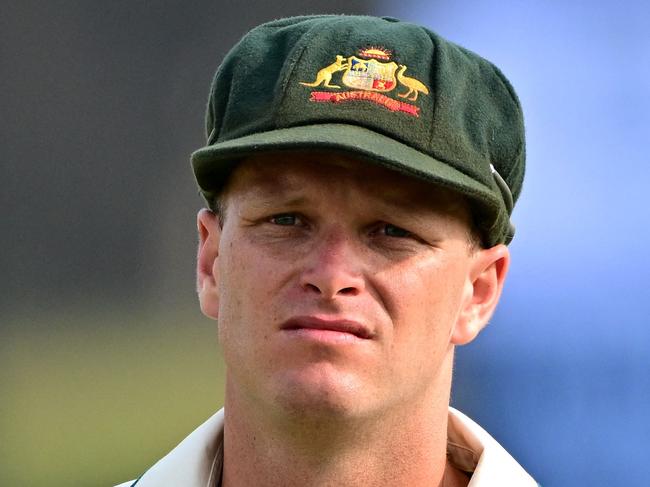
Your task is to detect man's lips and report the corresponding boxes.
[280,316,374,340]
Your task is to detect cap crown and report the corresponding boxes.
[196,15,525,246]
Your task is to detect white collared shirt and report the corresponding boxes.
[116,407,538,486]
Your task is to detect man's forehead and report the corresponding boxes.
[221,151,472,219]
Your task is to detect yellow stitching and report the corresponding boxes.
[396,65,429,101]
[299,55,349,89]
[300,49,430,108]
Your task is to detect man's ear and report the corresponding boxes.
[197,208,221,319]
[451,244,510,345]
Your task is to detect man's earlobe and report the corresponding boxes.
[451,245,510,345]
[196,208,221,319]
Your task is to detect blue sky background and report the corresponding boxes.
[375,1,650,485]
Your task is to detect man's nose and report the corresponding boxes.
[299,232,365,299]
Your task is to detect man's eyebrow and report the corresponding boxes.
[240,183,311,208]
[254,195,310,208]
[369,188,436,213]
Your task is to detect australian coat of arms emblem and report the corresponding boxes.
[299,47,429,116]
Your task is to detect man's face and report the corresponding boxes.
[198,152,507,420]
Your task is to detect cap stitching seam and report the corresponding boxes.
[423,31,488,190]
[273,17,350,129]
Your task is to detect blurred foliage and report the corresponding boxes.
[0,304,225,486]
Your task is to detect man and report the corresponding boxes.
[117,15,537,486]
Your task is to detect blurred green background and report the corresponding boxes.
[1,305,224,485]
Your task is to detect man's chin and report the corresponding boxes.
[271,367,371,421]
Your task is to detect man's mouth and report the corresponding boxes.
[280,316,374,340]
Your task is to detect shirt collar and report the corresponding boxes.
[124,407,537,487]
[447,407,537,486]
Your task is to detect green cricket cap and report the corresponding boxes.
[191,15,525,246]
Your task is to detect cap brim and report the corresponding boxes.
[191,123,503,237]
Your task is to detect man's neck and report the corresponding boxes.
[221,381,466,487]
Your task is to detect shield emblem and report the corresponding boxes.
[342,56,398,92]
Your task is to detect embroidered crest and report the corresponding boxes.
[342,57,397,92]
[299,47,429,116]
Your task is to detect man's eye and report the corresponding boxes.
[383,224,411,238]
[270,214,298,226]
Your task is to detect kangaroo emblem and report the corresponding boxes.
[301,48,428,117]
[396,65,429,101]
[299,55,349,89]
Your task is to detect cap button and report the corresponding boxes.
[381,16,401,22]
